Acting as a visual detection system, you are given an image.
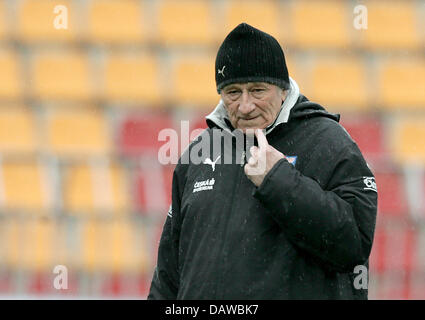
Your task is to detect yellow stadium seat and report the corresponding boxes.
[104,53,161,104]
[157,0,214,45]
[0,107,37,154]
[1,161,49,211]
[21,218,55,272]
[45,107,109,157]
[392,117,425,165]
[81,219,148,273]
[171,54,218,107]
[378,58,425,109]
[31,51,93,101]
[310,56,368,110]
[16,0,75,42]
[224,0,280,40]
[0,0,7,40]
[105,220,148,273]
[0,50,21,100]
[63,162,129,214]
[358,1,420,50]
[1,219,20,268]
[87,0,145,44]
[290,0,350,48]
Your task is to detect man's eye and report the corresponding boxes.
[252,88,265,92]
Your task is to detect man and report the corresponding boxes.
[148,23,377,299]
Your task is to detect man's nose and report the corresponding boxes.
[238,91,255,114]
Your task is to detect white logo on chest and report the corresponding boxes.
[193,178,215,193]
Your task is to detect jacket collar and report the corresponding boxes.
[206,77,300,135]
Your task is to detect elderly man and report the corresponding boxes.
[148,23,377,299]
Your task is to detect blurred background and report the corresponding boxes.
[0,0,424,299]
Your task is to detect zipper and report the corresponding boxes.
[216,143,246,299]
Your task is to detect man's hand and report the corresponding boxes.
[244,129,285,187]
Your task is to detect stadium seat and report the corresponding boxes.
[171,54,218,106]
[224,0,280,39]
[391,117,425,165]
[290,0,350,48]
[379,223,418,274]
[377,58,425,109]
[375,272,410,300]
[357,1,420,50]
[1,218,20,268]
[340,116,384,162]
[135,163,173,215]
[63,162,129,214]
[30,51,93,101]
[21,218,55,272]
[0,50,21,100]
[81,219,148,273]
[417,226,425,274]
[310,56,368,110]
[0,107,37,154]
[118,112,174,157]
[87,0,145,44]
[374,171,408,217]
[16,0,75,43]
[45,107,110,157]
[0,1,7,40]
[103,53,161,104]
[0,160,49,211]
[157,0,213,46]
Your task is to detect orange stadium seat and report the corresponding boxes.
[0,107,37,154]
[224,0,280,39]
[0,160,50,211]
[63,162,129,214]
[87,0,145,44]
[21,218,55,272]
[118,112,174,157]
[377,58,425,109]
[357,1,420,50]
[30,51,93,101]
[171,54,218,107]
[80,219,148,273]
[290,0,350,48]
[103,53,161,104]
[391,117,425,165]
[0,1,7,40]
[157,0,214,46]
[310,56,368,110]
[0,219,20,268]
[0,50,21,100]
[44,107,110,157]
[16,0,75,43]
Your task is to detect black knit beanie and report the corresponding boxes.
[215,23,290,93]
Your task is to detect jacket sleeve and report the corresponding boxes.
[253,143,378,273]
[147,168,183,300]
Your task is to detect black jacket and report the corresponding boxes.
[148,93,378,300]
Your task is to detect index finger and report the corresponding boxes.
[255,128,268,151]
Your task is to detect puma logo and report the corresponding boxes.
[218,66,226,77]
[203,155,221,172]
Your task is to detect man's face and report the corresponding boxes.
[220,82,287,132]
